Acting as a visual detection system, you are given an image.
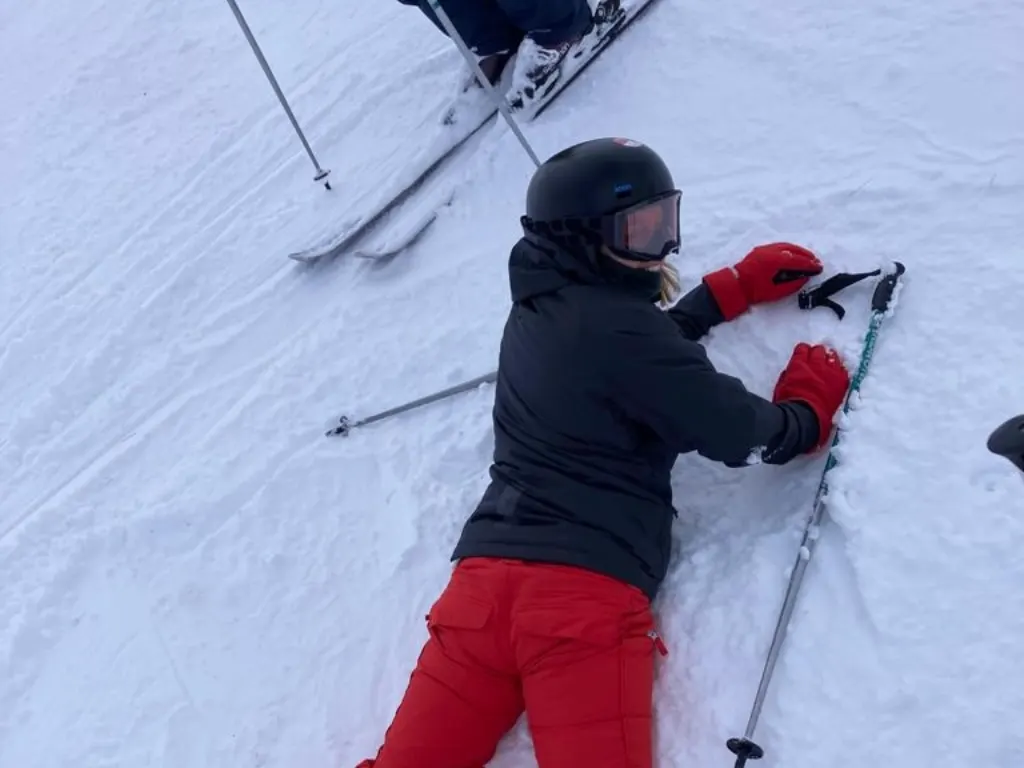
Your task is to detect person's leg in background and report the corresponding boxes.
[510,561,662,768]
[495,0,594,49]
[396,0,523,85]
[490,0,596,97]
[355,558,524,768]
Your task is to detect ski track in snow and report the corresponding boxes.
[2,0,1023,765]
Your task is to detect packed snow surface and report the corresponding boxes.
[2,0,1023,765]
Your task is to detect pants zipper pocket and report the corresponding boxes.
[648,629,669,657]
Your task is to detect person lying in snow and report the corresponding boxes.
[355,137,851,768]
[395,0,596,98]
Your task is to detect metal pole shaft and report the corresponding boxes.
[328,370,498,436]
[424,0,542,168]
[743,496,826,737]
[353,370,498,429]
[728,263,906,766]
[224,0,331,187]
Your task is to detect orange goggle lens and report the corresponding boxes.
[611,191,681,260]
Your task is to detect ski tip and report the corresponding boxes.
[352,209,442,261]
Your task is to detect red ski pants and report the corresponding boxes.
[356,557,665,768]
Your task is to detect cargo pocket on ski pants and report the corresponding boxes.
[362,559,524,768]
[512,563,661,768]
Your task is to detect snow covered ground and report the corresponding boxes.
[2,0,1023,764]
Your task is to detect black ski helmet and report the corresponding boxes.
[524,137,681,261]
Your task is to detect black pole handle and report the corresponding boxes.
[798,261,906,320]
[871,261,905,313]
[988,415,1024,472]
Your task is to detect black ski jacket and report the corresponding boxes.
[451,233,821,599]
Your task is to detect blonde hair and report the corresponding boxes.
[600,245,682,306]
[659,260,681,306]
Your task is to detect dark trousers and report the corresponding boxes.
[399,0,593,55]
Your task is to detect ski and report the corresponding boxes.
[287,0,662,266]
[287,115,493,265]
[352,207,442,261]
[352,187,456,261]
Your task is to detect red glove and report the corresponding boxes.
[773,343,851,451]
[704,243,823,321]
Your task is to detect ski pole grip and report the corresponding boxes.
[871,261,906,313]
[988,414,1024,472]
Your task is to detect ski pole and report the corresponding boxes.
[423,0,542,168]
[326,370,498,437]
[223,0,332,190]
[987,415,1024,476]
[727,262,906,768]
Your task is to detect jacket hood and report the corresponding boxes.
[509,221,662,304]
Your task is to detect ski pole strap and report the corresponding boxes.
[798,268,883,320]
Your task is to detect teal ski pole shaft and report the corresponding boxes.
[727,262,906,767]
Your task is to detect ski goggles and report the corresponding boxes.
[604,190,682,260]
